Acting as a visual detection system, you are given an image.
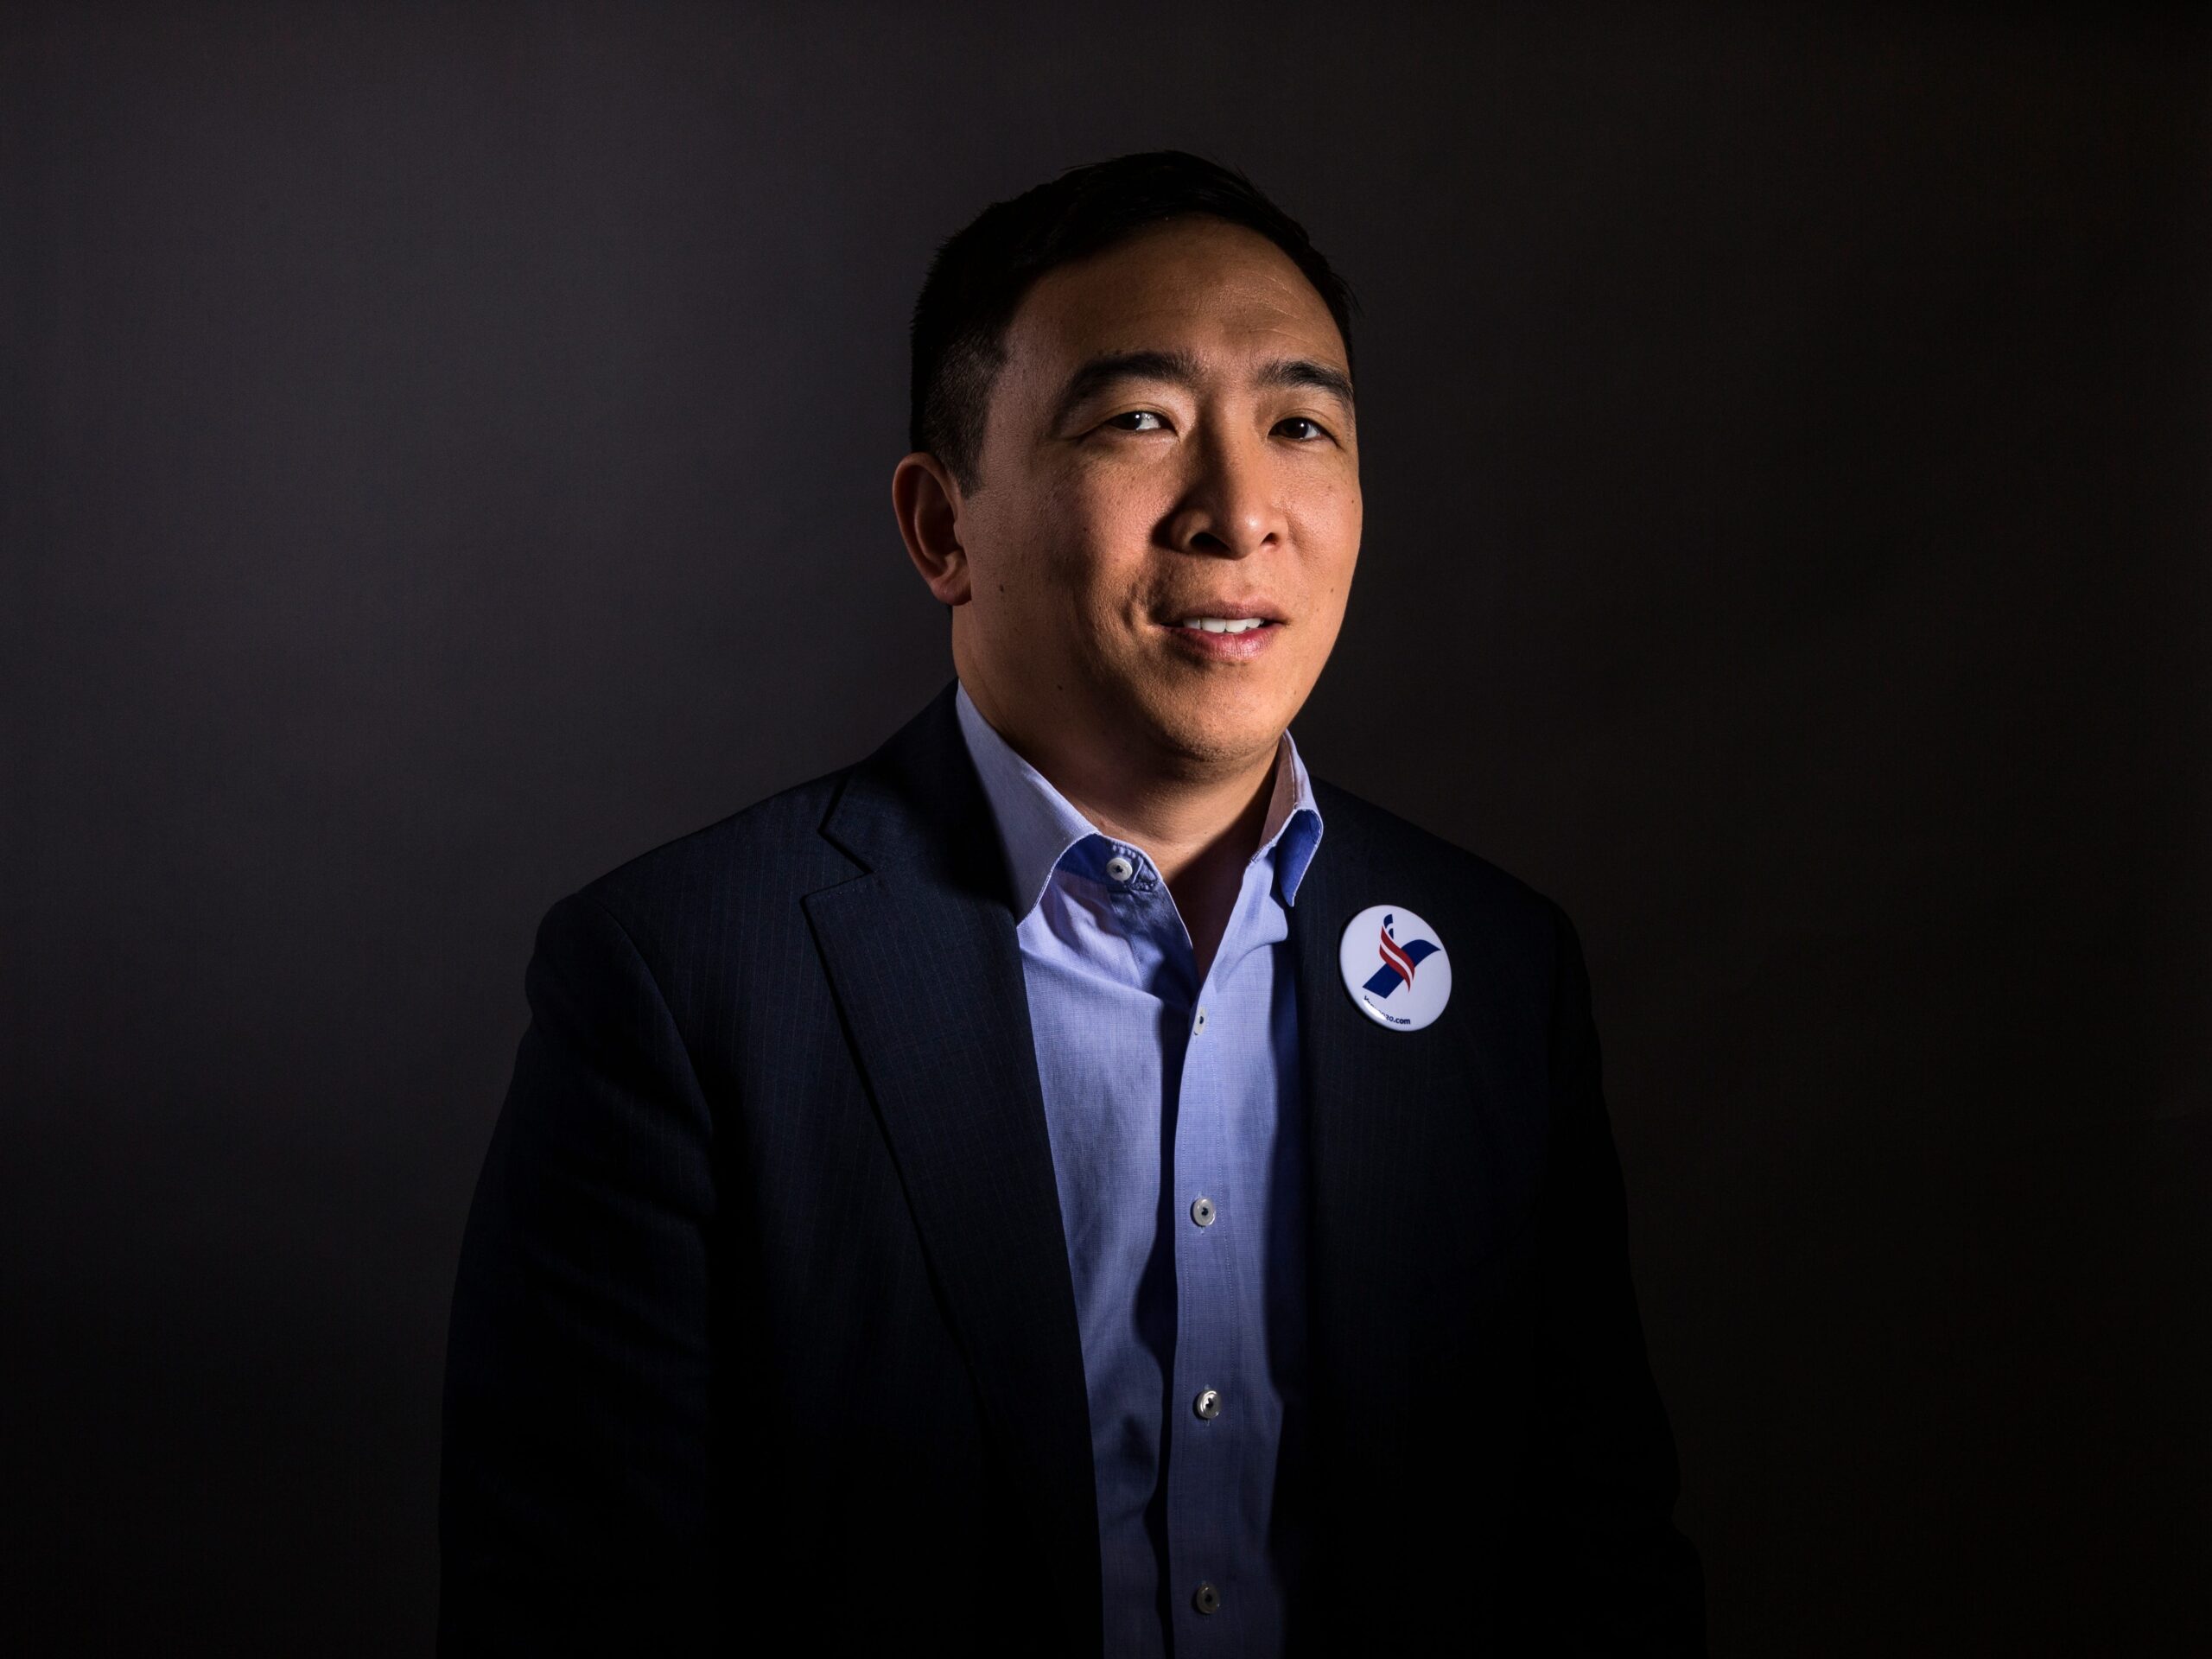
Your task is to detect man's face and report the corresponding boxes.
[942,216,1362,779]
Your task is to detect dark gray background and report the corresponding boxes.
[5,3,2207,1652]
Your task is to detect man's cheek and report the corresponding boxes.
[1068,467,1160,542]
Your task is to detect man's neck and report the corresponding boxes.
[1048,746,1274,874]
[1091,768,1276,986]
[961,677,1284,982]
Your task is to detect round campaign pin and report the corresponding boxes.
[1338,905,1452,1031]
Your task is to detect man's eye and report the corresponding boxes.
[1275,416,1329,442]
[1103,410,1167,433]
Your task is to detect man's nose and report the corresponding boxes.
[1164,427,1285,558]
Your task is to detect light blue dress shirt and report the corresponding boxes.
[954,683,1324,1658]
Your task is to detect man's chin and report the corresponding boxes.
[1128,687,1298,776]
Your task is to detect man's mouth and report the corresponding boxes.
[1156,607,1287,659]
[1172,616,1275,635]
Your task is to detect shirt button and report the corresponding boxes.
[1190,1196,1217,1227]
[1104,855,1135,883]
[1193,1388,1222,1421]
[1192,1006,1209,1034]
[1193,1582,1222,1616]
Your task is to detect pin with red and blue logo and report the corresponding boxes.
[1338,905,1452,1030]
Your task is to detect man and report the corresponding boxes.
[440,150,1704,1656]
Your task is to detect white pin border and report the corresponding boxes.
[1338,903,1452,1031]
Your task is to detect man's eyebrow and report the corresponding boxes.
[1048,349,1207,428]
[1255,357,1357,408]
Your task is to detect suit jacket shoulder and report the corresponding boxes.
[564,763,855,961]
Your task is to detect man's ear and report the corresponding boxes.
[891,452,972,606]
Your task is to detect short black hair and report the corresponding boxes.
[909,150,1356,491]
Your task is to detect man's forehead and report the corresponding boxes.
[1007,219,1348,373]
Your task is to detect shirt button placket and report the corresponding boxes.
[1173,884,1256,1650]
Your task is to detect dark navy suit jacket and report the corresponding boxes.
[438,684,1706,1655]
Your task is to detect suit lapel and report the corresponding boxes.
[1287,811,1455,1400]
[802,689,1101,1649]
[1285,793,1535,1541]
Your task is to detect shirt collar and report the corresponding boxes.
[954,681,1325,921]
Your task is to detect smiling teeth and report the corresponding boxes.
[1179,618,1268,633]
